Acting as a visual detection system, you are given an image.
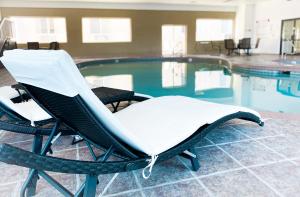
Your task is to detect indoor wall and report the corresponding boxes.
[0,7,235,57]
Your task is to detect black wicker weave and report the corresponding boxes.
[92,87,134,104]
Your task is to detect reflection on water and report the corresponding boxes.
[162,62,187,88]
[85,75,133,91]
[81,61,300,114]
[277,80,300,97]
[195,70,231,92]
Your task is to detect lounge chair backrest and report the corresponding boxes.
[0,50,142,158]
[24,84,139,157]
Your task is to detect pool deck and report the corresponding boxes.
[0,54,300,197]
[227,54,300,74]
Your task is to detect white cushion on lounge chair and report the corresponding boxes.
[14,100,51,122]
[1,50,261,156]
[116,96,260,155]
[0,86,51,122]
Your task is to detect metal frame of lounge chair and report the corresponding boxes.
[0,85,150,197]
[0,83,264,197]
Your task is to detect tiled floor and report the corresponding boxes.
[1,118,300,197]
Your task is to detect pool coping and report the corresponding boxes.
[75,54,300,75]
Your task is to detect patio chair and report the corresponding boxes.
[238,38,251,55]
[27,42,40,50]
[224,39,238,55]
[0,50,264,197]
[238,38,261,56]
[49,41,60,50]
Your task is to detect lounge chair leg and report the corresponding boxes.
[83,175,98,197]
[21,135,43,197]
[112,102,120,113]
[189,148,200,171]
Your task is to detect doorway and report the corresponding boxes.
[162,25,187,56]
[280,18,300,55]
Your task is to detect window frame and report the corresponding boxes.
[195,18,234,42]
[10,16,68,44]
[81,17,132,43]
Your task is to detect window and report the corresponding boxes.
[195,70,231,93]
[196,19,233,41]
[82,18,132,43]
[11,17,67,43]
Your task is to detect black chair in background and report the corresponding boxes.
[224,39,238,55]
[238,38,251,55]
[1,40,17,57]
[27,42,40,50]
[5,40,18,50]
[238,38,260,56]
[49,42,60,50]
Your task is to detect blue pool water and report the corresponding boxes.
[80,60,300,114]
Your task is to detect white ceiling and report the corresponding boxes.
[0,0,275,11]
[0,0,273,6]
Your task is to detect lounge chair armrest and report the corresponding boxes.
[133,93,152,101]
[11,83,26,91]
[0,143,148,175]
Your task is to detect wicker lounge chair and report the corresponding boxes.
[0,50,264,197]
[0,83,149,196]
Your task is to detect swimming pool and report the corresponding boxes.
[79,58,300,114]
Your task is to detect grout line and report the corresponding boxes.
[197,157,300,179]
[141,177,195,190]
[177,156,215,197]
[196,167,245,179]
[75,143,81,191]
[0,130,5,139]
[13,181,21,197]
[229,125,298,165]
[99,173,119,197]
[195,134,284,149]
[0,180,21,187]
[132,171,146,197]
[6,139,32,145]
[103,188,141,197]
[205,138,284,197]
[52,144,88,153]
